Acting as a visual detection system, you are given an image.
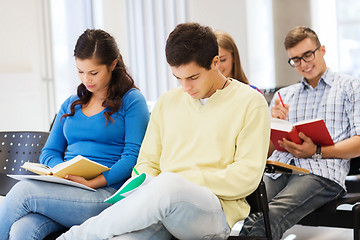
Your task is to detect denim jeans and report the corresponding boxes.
[0,180,116,240]
[58,172,231,240]
[240,173,344,240]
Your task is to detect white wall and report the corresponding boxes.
[187,0,250,80]
[0,0,56,131]
[187,0,276,89]
[0,0,130,132]
[0,0,338,131]
[93,0,129,63]
[272,0,312,87]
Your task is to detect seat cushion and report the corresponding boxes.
[314,193,360,212]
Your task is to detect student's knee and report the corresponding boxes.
[9,217,28,240]
[155,172,184,184]
[148,172,203,202]
[151,172,188,193]
[10,213,61,240]
[9,214,39,240]
[6,180,36,201]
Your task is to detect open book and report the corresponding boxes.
[21,155,110,179]
[7,174,96,191]
[104,173,153,204]
[270,118,334,152]
[8,155,110,191]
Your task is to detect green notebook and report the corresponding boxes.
[104,173,152,204]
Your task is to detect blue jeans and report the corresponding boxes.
[240,173,344,240]
[58,172,231,240]
[0,180,116,240]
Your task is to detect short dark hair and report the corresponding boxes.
[165,22,218,70]
[284,26,321,50]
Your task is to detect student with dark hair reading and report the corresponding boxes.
[0,29,149,239]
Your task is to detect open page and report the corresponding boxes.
[44,155,110,179]
[21,162,52,175]
[104,173,153,204]
[271,118,293,132]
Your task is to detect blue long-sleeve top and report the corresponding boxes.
[39,88,150,189]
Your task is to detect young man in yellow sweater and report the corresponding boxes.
[58,23,270,240]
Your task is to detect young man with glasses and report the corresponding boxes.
[241,26,360,240]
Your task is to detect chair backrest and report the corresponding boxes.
[228,179,272,240]
[345,156,360,193]
[348,156,360,176]
[0,131,49,195]
[246,180,272,240]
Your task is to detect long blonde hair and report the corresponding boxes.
[215,30,249,84]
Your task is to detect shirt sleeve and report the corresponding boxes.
[133,98,163,177]
[344,78,360,136]
[102,90,150,186]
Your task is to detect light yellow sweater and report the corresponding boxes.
[135,80,270,227]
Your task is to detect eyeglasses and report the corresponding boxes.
[288,46,320,68]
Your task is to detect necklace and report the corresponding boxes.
[221,78,228,89]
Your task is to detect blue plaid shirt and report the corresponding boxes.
[268,68,360,190]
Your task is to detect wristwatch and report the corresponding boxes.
[312,145,322,160]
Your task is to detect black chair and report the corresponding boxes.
[228,179,272,240]
[0,131,62,239]
[298,156,360,240]
[0,131,49,196]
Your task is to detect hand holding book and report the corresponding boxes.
[270,118,334,152]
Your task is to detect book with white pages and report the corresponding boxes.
[20,155,110,179]
[7,174,96,191]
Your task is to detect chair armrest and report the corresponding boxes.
[346,175,360,193]
[266,161,310,175]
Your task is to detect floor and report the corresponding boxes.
[281,225,353,240]
[231,221,353,240]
